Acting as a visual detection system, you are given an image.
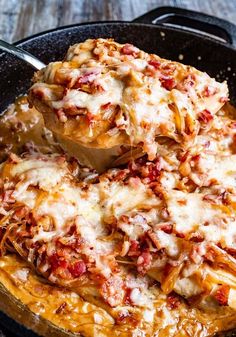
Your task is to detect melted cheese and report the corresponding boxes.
[166,190,224,233]
[29,39,228,159]
[52,75,124,115]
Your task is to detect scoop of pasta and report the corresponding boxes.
[29,38,228,161]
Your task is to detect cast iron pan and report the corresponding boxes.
[0,6,236,337]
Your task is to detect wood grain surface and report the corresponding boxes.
[0,0,236,43]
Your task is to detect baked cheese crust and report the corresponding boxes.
[29,39,228,160]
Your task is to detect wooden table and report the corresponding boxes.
[0,0,236,42]
[0,0,236,337]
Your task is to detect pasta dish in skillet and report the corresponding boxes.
[0,39,236,337]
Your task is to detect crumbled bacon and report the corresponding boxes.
[101,102,111,110]
[2,190,15,204]
[214,285,230,306]
[198,109,213,124]
[128,177,141,188]
[190,233,204,243]
[73,69,100,88]
[175,232,185,239]
[203,86,217,97]
[13,206,29,220]
[160,77,176,91]
[86,112,95,125]
[137,250,152,274]
[49,253,68,272]
[68,260,86,278]
[121,44,139,57]
[180,150,190,163]
[160,223,173,234]
[55,302,67,314]
[113,169,129,182]
[147,230,161,249]
[140,158,162,182]
[128,240,141,257]
[167,292,181,309]
[148,60,161,69]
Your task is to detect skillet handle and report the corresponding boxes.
[133,6,236,47]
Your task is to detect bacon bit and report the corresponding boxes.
[190,233,204,243]
[175,232,185,239]
[161,63,176,76]
[120,214,129,223]
[215,285,230,306]
[113,170,128,182]
[137,250,152,274]
[219,96,229,103]
[68,260,86,278]
[167,292,181,310]
[128,240,141,257]
[86,112,94,125]
[94,83,105,93]
[147,230,161,249]
[191,154,201,162]
[73,70,100,89]
[225,247,236,259]
[128,177,141,189]
[2,190,14,204]
[49,253,68,272]
[180,151,190,163]
[204,247,216,263]
[160,77,176,91]
[13,206,29,220]
[148,60,161,69]
[101,102,111,110]
[55,108,68,123]
[177,199,187,206]
[140,158,162,182]
[101,276,125,307]
[160,223,173,234]
[198,109,213,124]
[55,302,67,314]
[203,86,217,97]
[121,44,139,57]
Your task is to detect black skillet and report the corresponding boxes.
[0,6,236,337]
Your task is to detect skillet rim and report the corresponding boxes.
[11,20,236,52]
